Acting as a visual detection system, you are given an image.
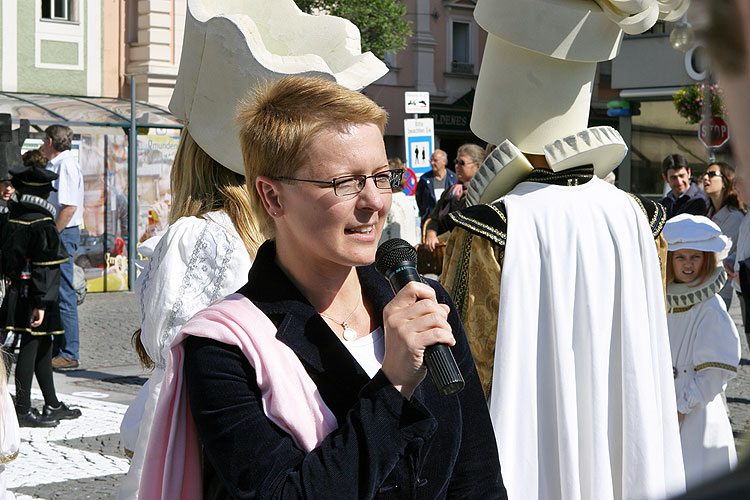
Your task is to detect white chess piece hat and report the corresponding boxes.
[169,0,388,175]
[470,0,690,156]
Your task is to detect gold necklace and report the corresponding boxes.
[319,301,361,342]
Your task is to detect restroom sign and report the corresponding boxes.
[404,118,434,176]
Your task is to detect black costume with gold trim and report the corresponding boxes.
[0,194,68,336]
[440,166,669,394]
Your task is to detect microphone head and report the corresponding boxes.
[375,238,418,276]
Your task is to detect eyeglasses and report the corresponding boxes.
[275,169,404,197]
[454,159,474,167]
[703,171,722,179]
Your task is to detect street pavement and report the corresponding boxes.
[5,290,750,499]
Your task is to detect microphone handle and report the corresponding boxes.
[386,261,465,396]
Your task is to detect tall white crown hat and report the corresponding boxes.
[169,0,388,175]
[471,0,690,155]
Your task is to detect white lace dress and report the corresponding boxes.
[118,211,253,500]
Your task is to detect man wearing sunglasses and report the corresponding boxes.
[659,154,710,219]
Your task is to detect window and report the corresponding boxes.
[451,21,473,73]
[41,0,78,22]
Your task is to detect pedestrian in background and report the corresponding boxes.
[421,143,483,252]
[379,157,418,246]
[663,214,741,490]
[42,125,84,371]
[0,165,81,427]
[415,149,456,227]
[660,154,710,219]
[703,161,745,307]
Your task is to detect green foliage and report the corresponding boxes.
[294,0,411,58]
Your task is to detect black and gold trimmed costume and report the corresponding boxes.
[0,194,68,336]
[440,165,669,395]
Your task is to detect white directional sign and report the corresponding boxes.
[404,118,434,176]
[405,91,430,114]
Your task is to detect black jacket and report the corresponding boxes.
[0,194,68,336]
[659,183,710,219]
[184,240,506,500]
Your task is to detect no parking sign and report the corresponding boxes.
[402,168,417,196]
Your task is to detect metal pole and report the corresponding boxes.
[127,75,138,290]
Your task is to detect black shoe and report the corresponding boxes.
[17,408,59,428]
[43,401,82,420]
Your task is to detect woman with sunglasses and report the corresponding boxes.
[422,144,484,252]
[703,161,746,307]
[138,77,505,499]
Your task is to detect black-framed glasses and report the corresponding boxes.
[703,171,722,179]
[275,169,404,197]
[454,159,473,167]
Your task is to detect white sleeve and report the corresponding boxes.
[135,215,252,368]
[55,159,83,208]
[676,301,741,414]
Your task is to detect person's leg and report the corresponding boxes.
[54,226,80,362]
[37,334,81,419]
[14,333,37,414]
[34,335,60,408]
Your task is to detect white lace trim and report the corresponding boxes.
[139,212,241,369]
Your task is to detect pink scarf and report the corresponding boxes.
[138,293,338,499]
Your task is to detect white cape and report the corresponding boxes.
[489,178,685,500]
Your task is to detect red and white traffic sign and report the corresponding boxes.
[699,116,730,148]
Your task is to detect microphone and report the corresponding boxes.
[375,238,465,396]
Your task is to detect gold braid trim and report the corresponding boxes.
[31,258,69,266]
[448,213,506,247]
[695,362,738,373]
[451,231,474,319]
[671,305,695,313]
[488,203,507,224]
[627,193,666,238]
[4,326,63,335]
[124,448,134,458]
[0,450,18,464]
[8,217,53,225]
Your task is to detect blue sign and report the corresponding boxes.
[406,135,432,176]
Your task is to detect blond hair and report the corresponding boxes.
[169,129,265,257]
[237,76,388,237]
[666,250,719,286]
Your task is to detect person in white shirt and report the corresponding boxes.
[42,125,83,371]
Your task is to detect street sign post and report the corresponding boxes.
[404,118,434,176]
[699,116,730,149]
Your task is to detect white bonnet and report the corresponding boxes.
[663,214,731,256]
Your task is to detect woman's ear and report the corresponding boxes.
[256,176,283,217]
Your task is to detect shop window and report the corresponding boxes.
[451,21,473,74]
[41,0,78,22]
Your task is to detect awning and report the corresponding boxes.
[0,92,184,130]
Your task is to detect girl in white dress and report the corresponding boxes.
[117,130,265,499]
[663,214,741,490]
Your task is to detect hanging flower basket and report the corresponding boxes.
[673,83,725,125]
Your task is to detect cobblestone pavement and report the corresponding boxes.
[5,291,750,498]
